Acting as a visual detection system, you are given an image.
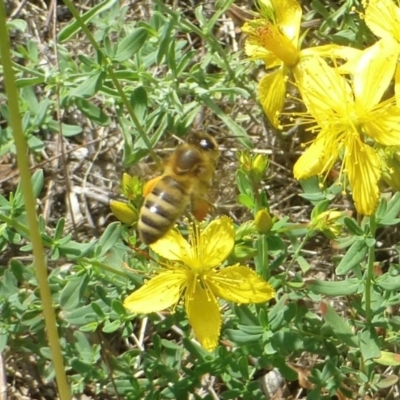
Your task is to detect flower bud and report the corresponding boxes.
[254,209,273,234]
[121,173,144,202]
[380,147,400,191]
[311,210,342,239]
[237,151,269,184]
[110,200,138,225]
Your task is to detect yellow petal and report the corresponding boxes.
[242,19,299,66]
[353,40,399,111]
[345,137,381,216]
[124,270,188,313]
[365,0,400,42]
[244,38,281,67]
[363,106,400,146]
[395,64,400,106]
[185,279,221,351]
[270,0,302,44]
[301,44,361,60]
[199,216,235,269]
[293,136,338,180]
[150,228,192,263]
[293,56,353,120]
[258,68,287,128]
[206,265,275,304]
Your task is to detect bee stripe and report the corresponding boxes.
[143,198,170,220]
[138,176,190,244]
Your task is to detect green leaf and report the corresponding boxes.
[27,135,45,152]
[74,331,94,363]
[58,0,117,42]
[237,357,249,381]
[31,169,44,199]
[343,217,364,236]
[47,120,83,137]
[306,278,360,296]
[64,304,98,326]
[16,77,45,88]
[59,274,90,310]
[237,193,254,209]
[114,28,148,62]
[321,302,358,347]
[69,71,105,98]
[375,274,400,291]
[378,192,400,226]
[335,239,368,275]
[375,351,400,366]
[298,176,325,203]
[71,359,91,374]
[0,270,19,297]
[359,328,380,360]
[102,320,121,333]
[33,99,51,127]
[157,21,173,64]
[97,222,122,256]
[375,375,399,389]
[224,329,263,344]
[59,240,96,259]
[271,331,305,353]
[129,86,148,126]
[91,302,106,318]
[76,98,110,126]
[112,299,127,316]
[200,95,253,149]
[54,218,65,240]
[269,295,297,331]
[7,19,27,32]
[297,256,311,273]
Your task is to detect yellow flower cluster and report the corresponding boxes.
[243,0,400,216]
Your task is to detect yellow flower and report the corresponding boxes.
[293,40,400,215]
[242,0,356,128]
[363,0,400,103]
[124,217,275,351]
[364,0,400,43]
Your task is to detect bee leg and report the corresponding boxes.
[143,175,163,196]
[191,197,214,221]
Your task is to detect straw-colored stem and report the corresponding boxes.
[0,3,71,398]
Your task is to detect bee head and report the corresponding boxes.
[187,132,218,152]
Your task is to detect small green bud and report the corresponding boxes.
[232,244,259,262]
[311,210,342,239]
[121,173,144,203]
[237,151,269,185]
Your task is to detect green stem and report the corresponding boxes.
[255,236,269,280]
[364,215,376,327]
[285,233,309,278]
[0,3,71,398]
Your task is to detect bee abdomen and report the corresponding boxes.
[138,176,190,244]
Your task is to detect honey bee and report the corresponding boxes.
[138,132,220,244]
